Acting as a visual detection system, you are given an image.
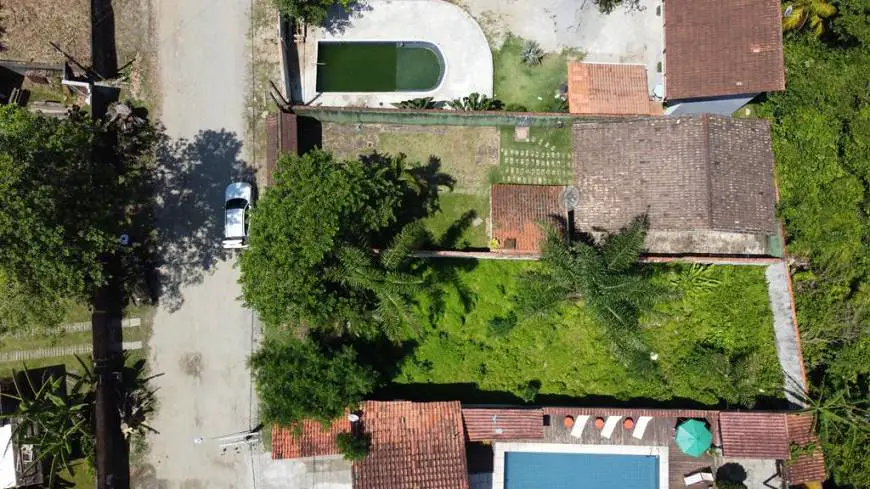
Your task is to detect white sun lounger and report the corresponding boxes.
[701,472,715,482]
[601,416,621,439]
[570,415,590,438]
[632,416,653,440]
[683,473,704,486]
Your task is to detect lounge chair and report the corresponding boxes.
[571,415,590,438]
[683,473,704,486]
[632,416,653,440]
[601,416,621,439]
[701,472,714,482]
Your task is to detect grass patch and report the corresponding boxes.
[420,193,489,249]
[493,35,582,112]
[392,260,781,407]
[495,126,574,184]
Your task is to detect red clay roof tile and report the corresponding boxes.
[491,184,567,252]
[568,63,653,115]
[719,412,789,459]
[664,0,785,100]
[271,417,349,460]
[462,408,545,441]
[785,414,826,484]
[354,400,469,489]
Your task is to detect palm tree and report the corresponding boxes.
[515,215,671,363]
[782,0,836,38]
[0,368,91,486]
[328,223,425,340]
[448,93,505,111]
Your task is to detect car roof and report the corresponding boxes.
[225,207,246,238]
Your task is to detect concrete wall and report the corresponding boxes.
[665,94,758,116]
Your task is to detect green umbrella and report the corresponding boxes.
[675,419,712,457]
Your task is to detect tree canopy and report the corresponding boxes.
[274,0,354,26]
[762,2,870,485]
[249,337,377,426]
[239,150,435,339]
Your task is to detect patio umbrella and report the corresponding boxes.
[675,419,712,458]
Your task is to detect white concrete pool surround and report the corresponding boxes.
[300,0,493,107]
[492,442,670,489]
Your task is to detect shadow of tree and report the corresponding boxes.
[150,129,255,311]
[321,1,374,35]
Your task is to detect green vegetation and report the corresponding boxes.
[782,0,837,37]
[448,93,505,111]
[250,337,378,426]
[393,97,438,109]
[520,40,545,66]
[274,0,353,26]
[394,259,778,406]
[496,125,573,185]
[755,3,870,485]
[335,431,371,461]
[492,35,581,112]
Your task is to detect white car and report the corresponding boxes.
[222,182,253,249]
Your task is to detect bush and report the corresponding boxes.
[520,40,545,65]
[335,431,371,461]
[715,481,747,489]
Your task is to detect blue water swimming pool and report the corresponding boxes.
[504,452,659,489]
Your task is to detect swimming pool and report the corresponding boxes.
[504,452,659,489]
[315,41,444,92]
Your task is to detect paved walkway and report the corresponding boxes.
[765,261,807,407]
[300,0,493,107]
[0,341,143,362]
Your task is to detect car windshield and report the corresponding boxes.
[226,198,247,210]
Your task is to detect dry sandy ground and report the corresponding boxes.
[134,0,258,488]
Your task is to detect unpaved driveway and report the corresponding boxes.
[135,0,257,488]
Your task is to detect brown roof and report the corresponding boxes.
[354,401,469,489]
[785,414,826,484]
[462,408,545,441]
[719,412,789,459]
[271,417,349,459]
[572,115,777,236]
[567,63,653,115]
[491,184,567,252]
[664,0,785,100]
[265,112,298,186]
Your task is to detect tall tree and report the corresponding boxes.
[274,0,354,26]
[515,216,670,362]
[782,0,837,37]
[249,337,377,426]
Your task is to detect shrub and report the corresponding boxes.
[520,40,545,65]
[715,481,747,489]
[335,431,371,461]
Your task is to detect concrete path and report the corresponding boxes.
[136,0,259,488]
[0,342,143,363]
[459,0,664,92]
[765,261,807,407]
[301,0,493,107]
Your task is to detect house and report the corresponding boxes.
[492,114,780,256]
[663,0,785,115]
[270,401,826,489]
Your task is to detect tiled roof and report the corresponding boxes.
[785,414,826,484]
[719,412,789,459]
[491,184,567,252]
[265,112,298,186]
[664,0,785,100]
[271,417,349,459]
[354,400,469,489]
[462,408,545,441]
[567,63,653,115]
[572,115,777,235]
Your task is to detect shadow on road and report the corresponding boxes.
[152,129,255,312]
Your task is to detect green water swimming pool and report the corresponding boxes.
[316,41,444,92]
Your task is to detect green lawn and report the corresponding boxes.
[392,260,781,407]
[420,193,490,249]
[495,125,574,185]
[493,35,582,112]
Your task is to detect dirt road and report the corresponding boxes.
[135,0,258,488]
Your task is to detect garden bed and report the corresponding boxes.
[492,35,581,112]
[390,260,781,407]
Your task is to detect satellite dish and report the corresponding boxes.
[783,5,794,17]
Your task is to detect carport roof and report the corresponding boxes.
[664,0,785,100]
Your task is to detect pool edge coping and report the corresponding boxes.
[492,442,669,489]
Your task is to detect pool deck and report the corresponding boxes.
[299,0,493,107]
[507,407,721,489]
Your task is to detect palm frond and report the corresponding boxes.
[381,222,423,271]
[601,215,648,272]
